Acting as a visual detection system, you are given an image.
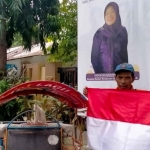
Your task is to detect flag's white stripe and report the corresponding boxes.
[87,117,150,150]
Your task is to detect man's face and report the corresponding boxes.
[115,71,135,90]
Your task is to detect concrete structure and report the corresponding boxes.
[7,43,62,81]
[7,43,78,83]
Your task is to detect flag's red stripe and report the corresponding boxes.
[87,88,150,125]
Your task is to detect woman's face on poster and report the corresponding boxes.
[105,6,116,25]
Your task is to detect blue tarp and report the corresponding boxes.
[6,64,17,70]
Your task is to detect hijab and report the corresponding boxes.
[101,2,127,72]
[102,2,122,38]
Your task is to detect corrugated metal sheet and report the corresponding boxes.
[7,43,52,60]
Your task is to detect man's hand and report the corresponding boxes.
[83,86,88,97]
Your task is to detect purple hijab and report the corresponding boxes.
[102,2,122,37]
[91,2,128,73]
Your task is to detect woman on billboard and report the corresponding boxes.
[91,2,128,73]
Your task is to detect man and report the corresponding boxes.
[83,63,135,96]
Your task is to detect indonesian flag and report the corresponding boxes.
[87,88,150,150]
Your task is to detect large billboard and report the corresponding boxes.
[78,0,150,92]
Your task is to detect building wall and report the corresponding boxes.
[7,55,48,75]
[7,55,63,82]
[7,55,77,75]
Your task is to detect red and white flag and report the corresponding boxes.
[87,88,150,150]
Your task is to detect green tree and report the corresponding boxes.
[48,0,77,65]
[0,0,60,72]
[11,33,23,47]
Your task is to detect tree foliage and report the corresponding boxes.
[0,0,60,71]
[6,0,60,52]
[48,0,77,65]
[11,33,23,47]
